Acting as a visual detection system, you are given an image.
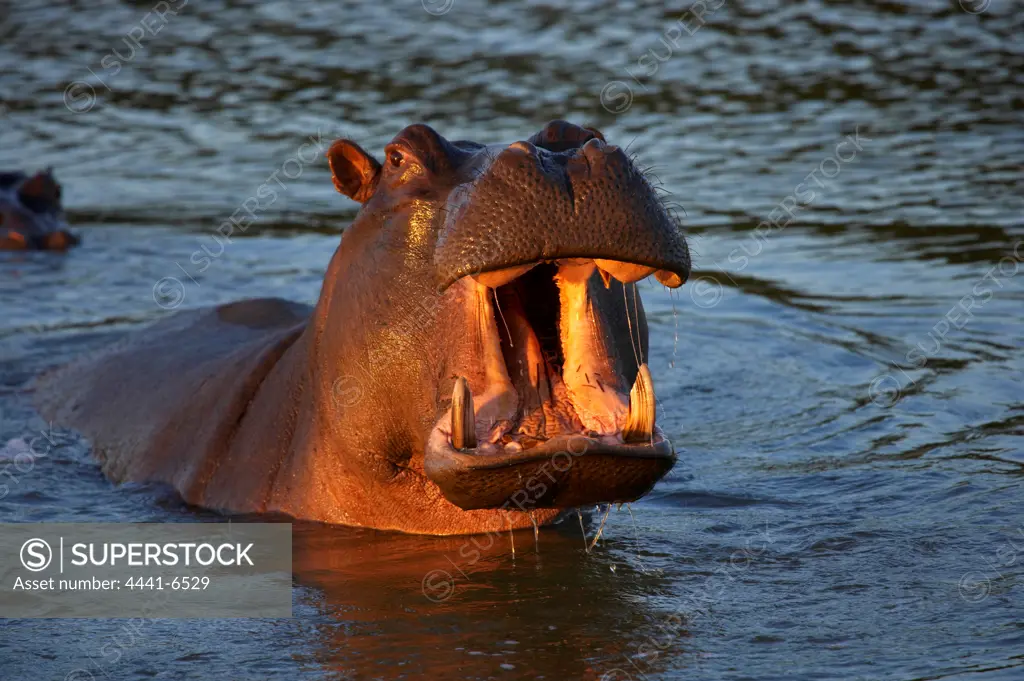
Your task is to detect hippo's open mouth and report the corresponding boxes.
[425,258,675,511]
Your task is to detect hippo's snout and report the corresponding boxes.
[433,134,691,291]
[423,122,691,512]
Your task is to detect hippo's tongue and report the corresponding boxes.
[555,261,631,436]
[493,279,582,443]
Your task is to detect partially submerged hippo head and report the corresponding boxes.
[322,120,690,512]
[36,120,690,535]
[0,170,78,250]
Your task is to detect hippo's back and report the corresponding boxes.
[33,298,310,493]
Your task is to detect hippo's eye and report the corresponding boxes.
[388,150,404,168]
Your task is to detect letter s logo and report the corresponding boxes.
[20,538,52,571]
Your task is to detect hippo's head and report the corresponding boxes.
[0,170,77,250]
[317,120,689,519]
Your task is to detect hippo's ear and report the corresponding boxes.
[327,140,381,203]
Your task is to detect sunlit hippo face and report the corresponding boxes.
[322,120,690,513]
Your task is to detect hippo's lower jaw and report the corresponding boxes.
[425,429,675,511]
[424,258,677,511]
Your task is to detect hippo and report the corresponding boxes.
[34,120,691,535]
[0,170,78,250]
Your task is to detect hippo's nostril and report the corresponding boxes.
[507,141,538,155]
[581,137,607,161]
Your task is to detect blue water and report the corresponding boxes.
[1,1,1022,679]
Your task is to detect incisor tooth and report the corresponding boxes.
[622,364,655,443]
[595,260,656,285]
[451,376,476,450]
[655,270,684,288]
[471,263,536,289]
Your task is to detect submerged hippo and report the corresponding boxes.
[35,120,690,535]
[0,170,78,250]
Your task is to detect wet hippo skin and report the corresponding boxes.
[34,120,691,535]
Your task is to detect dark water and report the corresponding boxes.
[2,0,1023,679]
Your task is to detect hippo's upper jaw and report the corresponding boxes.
[432,133,690,292]
[325,120,689,513]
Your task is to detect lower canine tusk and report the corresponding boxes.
[622,364,655,443]
[451,376,476,450]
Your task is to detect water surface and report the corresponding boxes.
[1,1,1022,679]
